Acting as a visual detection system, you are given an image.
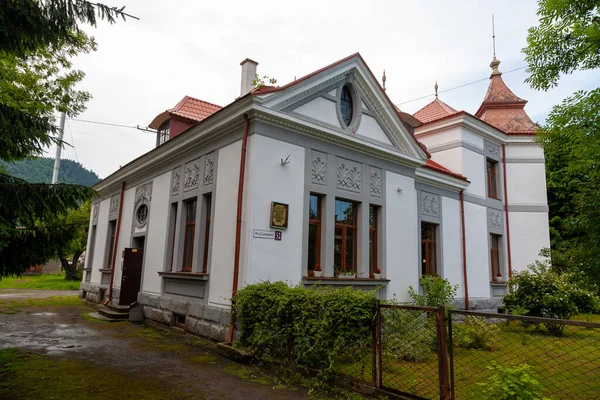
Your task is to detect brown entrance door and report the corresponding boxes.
[119,245,144,306]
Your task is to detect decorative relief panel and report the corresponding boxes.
[183,159,200,192]
[92,204,99,225]
[336,159,361,193]
[109,195,120,218]
[489,210,503,230]
[486,142,501,158]
[421,192,440,217]
[204,153,215,186]
[172,168,181,197]
[370,167,382,197]
[311,151,327,186]
[135,182,152,205]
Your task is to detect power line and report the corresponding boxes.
[67,117,138,129]
[395,65,528,106]
[66,117,155,134]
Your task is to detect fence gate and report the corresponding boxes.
[375,303,450,400]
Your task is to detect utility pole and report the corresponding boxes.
[51,111,66,184]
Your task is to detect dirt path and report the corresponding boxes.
[0,298,310,399]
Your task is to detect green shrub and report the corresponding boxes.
[480,363,549,400]
[453,316,500,350]
[234,281,376,374]
[408,275,457,308]
[381,308,435,362]
[504,261,600,334]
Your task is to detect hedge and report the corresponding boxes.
[234,281,377,373]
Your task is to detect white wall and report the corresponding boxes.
[509,212,550,272]
[505,144,544,159]
[293,97,341,128]
[441,197,465,298]
[462,128,484,149]
[243,135,306,284]
[356,114,393,145]
[89,197,110,285]
[464,202,490,299]
[462,150,486,198]
[385,171,419,302]
[140,172,171,295]
[429,147,463,176]
[208,140,242,308]
[417,127,461,150]
[111,187,135,290]
[506,163,548,205]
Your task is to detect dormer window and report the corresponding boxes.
[157,121,171,146]
[340,85,353,126]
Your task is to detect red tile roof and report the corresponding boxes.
[413,98,459,124]
[424,159,467,181]
[475,61,537,135]
[149,96,222,129]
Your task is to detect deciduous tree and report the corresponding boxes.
[524,0,600,288]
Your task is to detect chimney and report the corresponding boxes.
[240,58,258,96]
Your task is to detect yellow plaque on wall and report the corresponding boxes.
[270,202,289,229]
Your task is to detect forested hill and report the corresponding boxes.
[1,157,101,187]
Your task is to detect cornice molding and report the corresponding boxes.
[251,106,424,169]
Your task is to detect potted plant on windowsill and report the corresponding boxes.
[338,264,356,279]
[373,267,382,280]
[494,272,503,282]
[313,265,322,278]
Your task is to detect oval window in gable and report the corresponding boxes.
[340,85,353,126]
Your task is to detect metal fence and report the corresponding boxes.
[448,310,600,400]
[338,303,600,400]
[374,304,450,399]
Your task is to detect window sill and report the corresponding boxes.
[158,271,209,281]
[490,281,507,286]
[98,268,112,273]
[303,276,389,285]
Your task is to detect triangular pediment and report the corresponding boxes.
[255,55,428,162]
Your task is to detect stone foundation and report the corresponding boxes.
[138,292,229,342]
[79,282,121,304]
[452,298,504,313]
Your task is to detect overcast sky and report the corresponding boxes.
[55,0,600,179]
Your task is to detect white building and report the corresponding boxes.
[80,53,550,341]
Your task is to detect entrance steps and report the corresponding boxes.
[90,301,131,322]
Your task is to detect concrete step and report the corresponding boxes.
[87,312,125,322]
[104,302,131,313]
[98,306,130,320]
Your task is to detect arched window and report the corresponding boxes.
[340,85,353,126]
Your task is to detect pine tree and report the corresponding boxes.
[0,1,133,277]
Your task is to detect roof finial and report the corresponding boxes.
[434,81,439,98]
[490,14,502,77]
[382,69,387,91]
[492,14,496,58]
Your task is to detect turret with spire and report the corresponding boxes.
[475,17,537,135]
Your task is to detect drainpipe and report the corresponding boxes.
[459,189,469,310]
[502,144,513,279]
[105,181,126,305]
[227,115,250,343]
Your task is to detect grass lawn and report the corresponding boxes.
[0,348,197,400]
[340,315,600,400]
[0,273,80,290]
[0,296,84,314]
